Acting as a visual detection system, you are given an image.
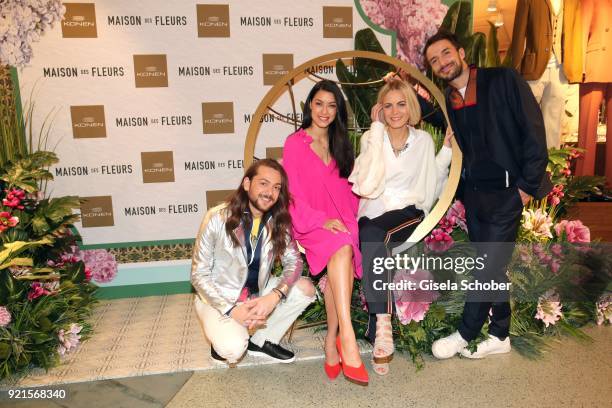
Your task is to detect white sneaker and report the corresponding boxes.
[432,331,468,359]
[460,335,511,359]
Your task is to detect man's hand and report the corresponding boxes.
[229,303,257,327]
[245,293,280,321]
[518,188,532,206]
[244,318,267,330]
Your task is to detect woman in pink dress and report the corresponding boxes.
[282,80,367,385]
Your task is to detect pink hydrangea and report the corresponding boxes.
[595,293,612,326]
[57,323,82,356]
[425,228,454,252]
[75,249,118,283]
[0,306,11,327]
[360,0,448,70]
[447,200,467,232]
[535,289,563,327]
[554,220,591,243]
[393,269,439,324]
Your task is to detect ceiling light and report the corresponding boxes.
[494,12,504,27]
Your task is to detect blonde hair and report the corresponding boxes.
[377,80,422,126]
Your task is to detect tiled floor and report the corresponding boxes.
[4,294,361,389]
[0,296,610,408]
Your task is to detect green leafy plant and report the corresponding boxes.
[0,97,98,381]
[335,28,395,132]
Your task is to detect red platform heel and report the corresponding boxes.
[336,336,369,386]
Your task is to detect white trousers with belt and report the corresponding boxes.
[194,276,315,363]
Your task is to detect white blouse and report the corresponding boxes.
[348,121,452,220]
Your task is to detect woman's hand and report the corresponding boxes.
[323,218,348,234]
[371,103,384,124]
[443,127,454,148]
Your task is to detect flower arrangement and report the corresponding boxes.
[0,150,103,380]
[304,146,611,368]
[0,0,65,67]
[0,143,119,381]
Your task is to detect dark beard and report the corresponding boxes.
[249,193,274,214]
[440,61,463,82]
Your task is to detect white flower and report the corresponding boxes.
[535,289,563,327]
[57,323,82,356]
[522,209,554,241]
[595,293,612,326]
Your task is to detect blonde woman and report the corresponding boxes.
[349,78,453,375]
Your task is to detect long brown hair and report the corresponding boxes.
[225,159,292,260]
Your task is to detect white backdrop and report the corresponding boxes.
[18,0,393,248]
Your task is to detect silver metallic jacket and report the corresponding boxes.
[191,204,303,314]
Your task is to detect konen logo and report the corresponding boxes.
[70,105,106,138]
[133,55,168,87]
[197,4,230,37]
[62,4,98,38]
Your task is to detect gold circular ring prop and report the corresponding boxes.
[244,50,462,248]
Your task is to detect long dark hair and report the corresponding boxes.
[225,159,292,260]
[301,80,354,178]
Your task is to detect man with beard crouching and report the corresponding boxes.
[191,159,315,365]
[423,30,549,359]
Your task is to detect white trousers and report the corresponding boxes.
[528,63,568,149]
[194,277,315,363]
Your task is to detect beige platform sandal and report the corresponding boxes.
[372,313,394,376]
